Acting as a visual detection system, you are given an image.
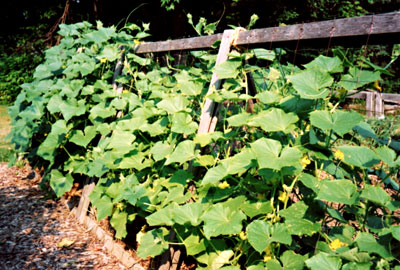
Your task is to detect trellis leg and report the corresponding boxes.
[198,29,235,134]
[159,29,236,270]
[375,92,384,119]
[366,92,374,119]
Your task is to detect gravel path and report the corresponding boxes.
[0,162,127,270]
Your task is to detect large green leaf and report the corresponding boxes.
[171,112,198,135]
[181,233,206,256]
[310,110,363,136]
[305,252,342,270]
[173,202,205,226]
[251,138,302,170]
[69,126,97,147]
[240,200,273,218]
[316,179,358,205]
[165,140,196,165]
[355,232,391,258]
[202,204,246,239]
[110,209,128,239]
[280,250,306,270]
[248,108,299,133]
[213,59,242,79]
[146,203,176,226]
[304,55,343,73]
[150,141,173,161]
[137,228,169,259]
[287,68,333,99]
[253,48,276,61]
[246,220,292,253]
[49,170,74,198]
[338,67,381,90]
[37,120,69,163]
[338,145,380,168]
[156,95,189,114]
[360,184,390,207]
[280,201,321,236]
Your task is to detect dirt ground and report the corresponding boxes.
[0,162,129,270]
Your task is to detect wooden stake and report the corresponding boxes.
[198,29,235,134]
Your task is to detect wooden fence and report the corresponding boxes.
[72,12,400,270]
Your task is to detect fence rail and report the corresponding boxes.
[135,12,400,54]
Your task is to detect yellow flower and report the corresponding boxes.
[122,90,130,94]
[329,238,347,250]
[218,181,230,189]
[44,133,48,137]
[239,231,247,240]
[263,255,272,262]
[334,149,345,161]
[374,80,382,92]
[301,155,311,168]
[115,202,124,211]
[305,124,310,132]
[100,58,107,63]
[134,39,142,45]
[278,191,287,202]
[65,133,69,138]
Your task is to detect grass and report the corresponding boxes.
[0,105,13,162]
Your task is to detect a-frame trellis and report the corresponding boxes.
[71,12,400,269]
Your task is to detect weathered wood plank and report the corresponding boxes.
[198,29,235,134]
[366,92,375,119]
[134,12,400,54]
[375,92,385,119]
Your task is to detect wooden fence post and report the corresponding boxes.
[375,92,385,119]
[366,92,374,119]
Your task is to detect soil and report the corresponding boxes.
[0,162,128,270]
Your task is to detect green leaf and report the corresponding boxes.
[246,220,292,253]
[137,228,169,259]
[213,59,242,79]
[240,200,273,218]
[355,232,391,258]
[110,209,128,239]
[392,225,400,241]
[93,195,113,220]
[287,68,333,99]
[156,95,189,114]
[227,113,251,127]
[265,260,282,270]
[69,126,97,147]
[146,203,176,226]
[360,184,390,207]
[90,102,116,119]
[280,201,321,236]
[249,108,299,133]
[181,234,206,256]
[251,138,302,170]
[338,145,380,168]
[256,91,281,104]
[305,252,342,270]
[127,53,152,66]
[165,140,196,165]
[173,202,205,226]
[150,141,173,161]
[316,179,358,205]
[342,262,373,270]
[201,163,228,185]
[338,67,381,90]
[49,170,74,198]
[106,130,136,152]
[310,110,363,136]
[280,250,305,270]
[375,146,398,167]
[171,112,198,135]
[202,204,246,239]
[304,55,343,73]
[37,120,69,163]
[253,48,276,61]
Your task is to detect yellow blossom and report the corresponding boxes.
[44,133,48,137]
[301,155,311,168]
[334,149,345,161]
[305,124,310,132]
[115,202,124,211]
[239,231,247,240]
[329,238,347,250]
[100,58,107,63]
[278,191,287,202]
[263,255,272,262]
[65,133,69,138]
[218,181,230,189]
[123,90,130,94]
[374,80,382,92]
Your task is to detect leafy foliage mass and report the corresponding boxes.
[8,22,400,269]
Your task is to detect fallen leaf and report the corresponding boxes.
[57,238,75,248]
